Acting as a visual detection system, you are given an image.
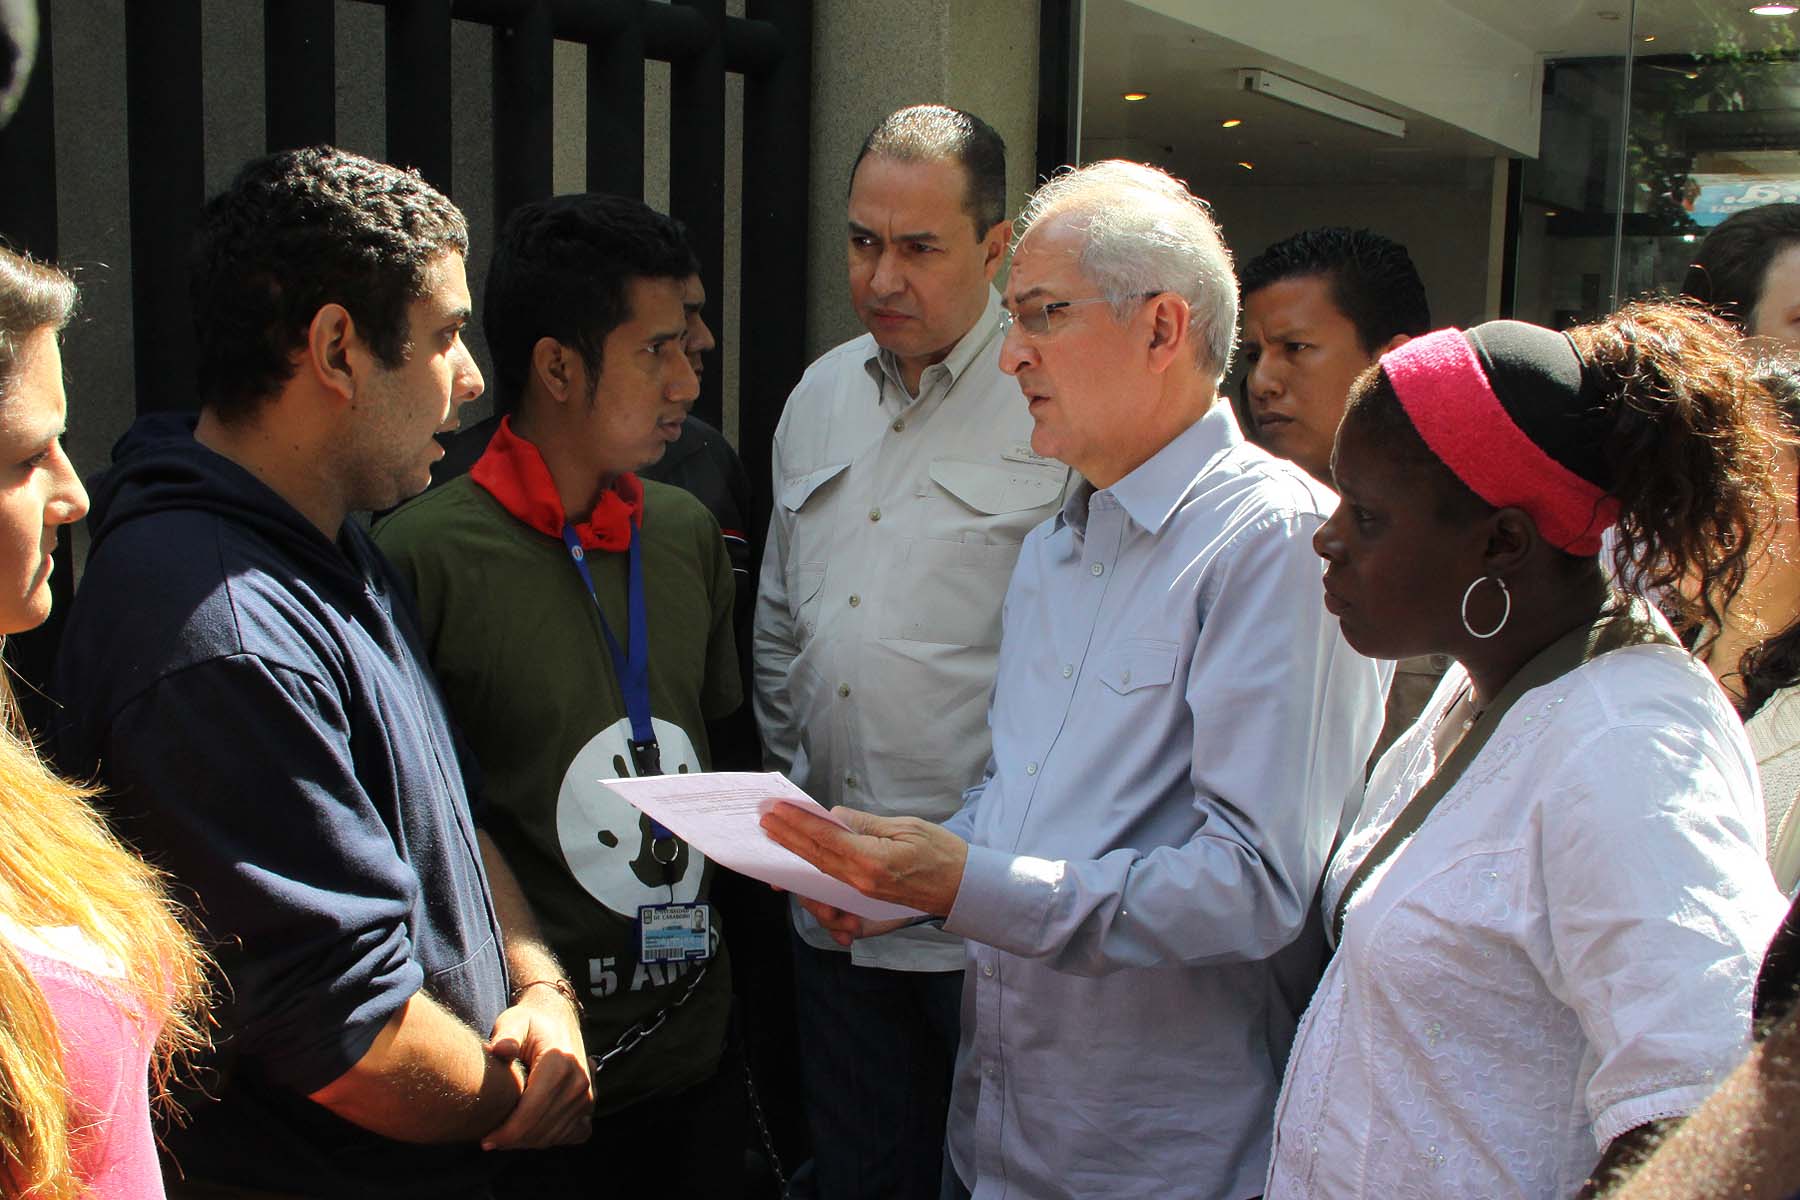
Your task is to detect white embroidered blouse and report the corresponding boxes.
[1266,642,1788,1200]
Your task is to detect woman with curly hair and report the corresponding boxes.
[0,245,208,1197]
[1266,304,1788,1200]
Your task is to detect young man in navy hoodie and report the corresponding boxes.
[52,146,592,1198]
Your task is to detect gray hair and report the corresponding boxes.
[1014,160,1237,377]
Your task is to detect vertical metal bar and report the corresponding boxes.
[1499,157,1523,320]
[1609,0,1638,311]
[387,0,455,191]
[125,0,204,413]
[587,6,646,198]
[266,0,337,151]
[738,0,809,533]
[493,1,555,223]
[670,0,725,430]
[0,0,57,256]
[1035,0,1082,180]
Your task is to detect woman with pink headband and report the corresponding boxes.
[1265,303,1789,1200]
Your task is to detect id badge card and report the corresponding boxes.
[638,902,712,964]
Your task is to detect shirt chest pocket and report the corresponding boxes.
[778,462,849,635]
[1096,638,1180,696]
[926,458,1068,542]
[873,461,1064,649]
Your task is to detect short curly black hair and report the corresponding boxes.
[190,145,469,419]
[1240,226,1430,354]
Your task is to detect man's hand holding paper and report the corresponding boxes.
[757,804,968,945]
[596,771,941,925]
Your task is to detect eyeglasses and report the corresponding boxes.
[998,292,1159,338]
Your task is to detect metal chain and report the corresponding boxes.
[585,952,792,1195]
[588,959,712,1074]
[742,1047,790,1194]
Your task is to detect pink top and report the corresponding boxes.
[11,933,163,1198]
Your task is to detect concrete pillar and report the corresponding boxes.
[805,0,1041,359]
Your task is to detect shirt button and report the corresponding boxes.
[1121,669,1132,686]
[848,594,861,607]
[838,683,851,698]
[1061,664,1073,678]
[983,963,995,977]
[1025,761,1038,776]
[869,507,882,522]
[1090,562,1104,576]
[892,418,906,432]
[845,774,857,789]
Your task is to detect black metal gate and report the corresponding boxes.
[0,0,812,723]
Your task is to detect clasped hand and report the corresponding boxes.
[758,803,969,946]
[481,985,594,1151]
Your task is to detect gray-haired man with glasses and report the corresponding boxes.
[997,291,1157,337]
[752,105,1070,1200]
[763,159,1387,1199]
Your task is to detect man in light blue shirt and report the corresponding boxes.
[763,159,1387,1199]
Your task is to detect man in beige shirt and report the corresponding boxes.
[753,105,1068,1199]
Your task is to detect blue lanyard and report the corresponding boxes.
[561,521,676,846]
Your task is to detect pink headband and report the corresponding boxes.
[1380,329,1620,555]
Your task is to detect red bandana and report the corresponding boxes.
[469,415,644,551]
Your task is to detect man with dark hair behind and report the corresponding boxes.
[1241,226,1434,760]
[754,103,1070,1199]
[53,146,592,1197]
[1240,226,1431,483]
[375,192,745,1198]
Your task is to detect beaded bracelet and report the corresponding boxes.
[511,977,584,1016]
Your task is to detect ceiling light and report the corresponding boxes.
[1238,68,1406,139]
[1545,209,1559,217]
[1237,161,1255,170]
[1642,33,1657,41]
[1122,92,1150,102]
[1221,118,1243,128]
[1751,4,1797,15]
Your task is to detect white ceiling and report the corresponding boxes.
[1080,0,1800,188]
[1438,0,1794,57]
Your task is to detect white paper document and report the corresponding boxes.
[597,771,926,922]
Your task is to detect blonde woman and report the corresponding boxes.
[0,245,207,1197]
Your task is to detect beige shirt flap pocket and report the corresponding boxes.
[879,538,1020,648]
[780,462,851,512]
[1098,638,1180,695]
[929,459,1068,516]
